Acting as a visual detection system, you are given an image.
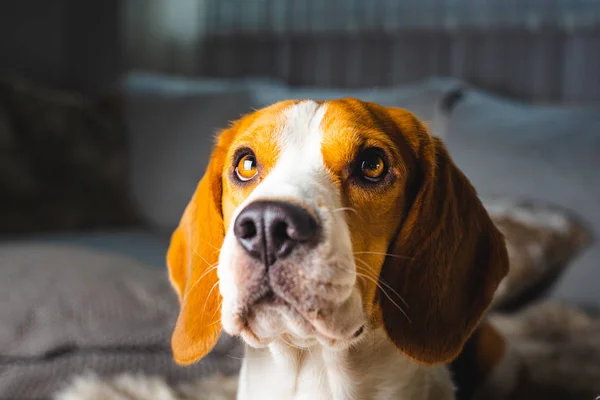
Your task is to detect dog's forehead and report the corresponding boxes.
[261,99,379,168]
[244,99,401,157]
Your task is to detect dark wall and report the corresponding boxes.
[0,0,123,92]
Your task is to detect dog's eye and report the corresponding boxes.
[357,149,387,182]
[235,154,258,181]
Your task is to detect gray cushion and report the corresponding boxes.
[124,76,256,232]
[0,243,242,399]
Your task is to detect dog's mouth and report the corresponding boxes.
[231,283,366,349]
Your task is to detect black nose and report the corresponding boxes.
[233,200,318,266]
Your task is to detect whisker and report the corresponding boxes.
[328,257,410,312]
[195,262,219,282]
[353,258,409,309]
[353,251,413,260]
[207,242,222,252]
[329,262,356,275]
[182,264,219,298]
[227,340,273,361]
[225,355,246,360]
[327,259,410,321]
[279,336,306,351]
[207,318,222,327]
[226,354,272,361]
[192,248,218,267]
[211,300,223,320]
[354,270,411,324]
[192,238,223,253]
[200,280,220,325]
[332,207,357,215]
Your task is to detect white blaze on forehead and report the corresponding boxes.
[279,100,326,167]
[244,100,331,204]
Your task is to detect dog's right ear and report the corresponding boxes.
[166,125,239,366]
[378,107,509,365]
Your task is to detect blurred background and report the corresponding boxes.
[0,1,599,398]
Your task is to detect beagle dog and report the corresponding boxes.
[167,99,515,400]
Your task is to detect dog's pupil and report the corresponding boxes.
[362,158,380,172]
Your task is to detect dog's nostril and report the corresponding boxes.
[238,220,257,239]
[272,221,289,241]
[270,220,294,258]
[286,215,317,242]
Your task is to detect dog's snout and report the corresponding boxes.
[234,200,318,266]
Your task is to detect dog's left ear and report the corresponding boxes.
[166,126,238,365]
[378,108,509,365]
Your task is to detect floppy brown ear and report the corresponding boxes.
[166,128,237,366]
[378,109,509,364]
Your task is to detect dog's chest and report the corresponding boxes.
[237,335,455,400]
[238,345,333,400]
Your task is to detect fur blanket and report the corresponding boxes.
[53,301,600,400]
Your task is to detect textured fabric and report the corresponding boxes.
[486,198,593,311]
[52,301,600,400]
[489,301,600,399]
[0,243,242,399]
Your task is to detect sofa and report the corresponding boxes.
[0,72,598,398]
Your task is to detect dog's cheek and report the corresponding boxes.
[217,235,240,302]
[220,300,237,335]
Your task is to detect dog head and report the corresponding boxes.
[167,99,509,366]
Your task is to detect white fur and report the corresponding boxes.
[238,328,455,400]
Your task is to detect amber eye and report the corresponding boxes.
[357,149,386,182]
[235,154,258,182]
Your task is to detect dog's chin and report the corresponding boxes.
[221,288,366,351]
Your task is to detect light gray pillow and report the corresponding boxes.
[124,75,256,232]
[250,76,464,127]
[444,85,599,305]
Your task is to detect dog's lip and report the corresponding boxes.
[241,325,264,344]
[232,284,366,347]
[233,304,366,349]
[252,288,283,306]
[314,323,365,342]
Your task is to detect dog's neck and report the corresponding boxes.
[237,328,455,400]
